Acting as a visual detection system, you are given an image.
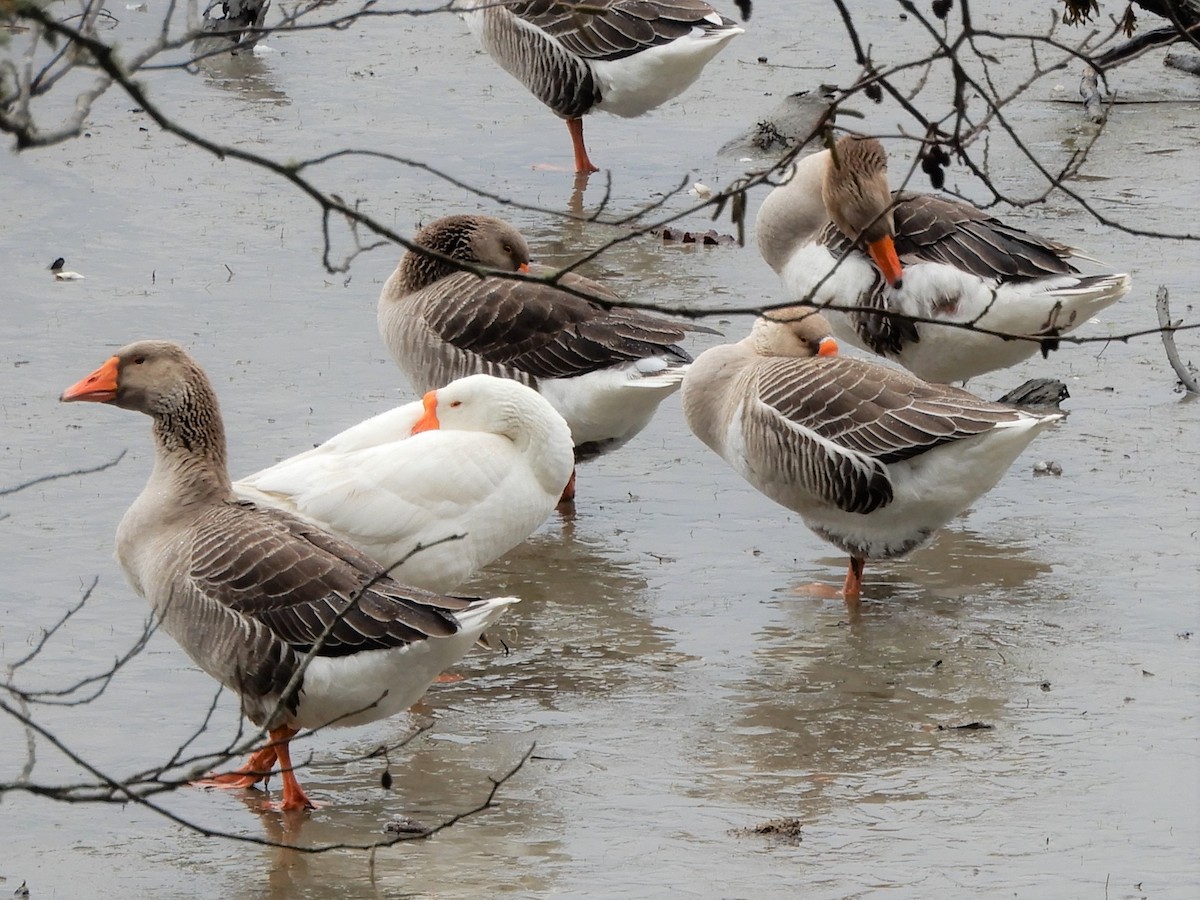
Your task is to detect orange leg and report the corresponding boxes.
[557,467,577,506]
[270,726,317,812]
[842,557,865,614]
[193,742,278,791]
[566,118,599,174]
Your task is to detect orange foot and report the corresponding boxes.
[192,744,277,791]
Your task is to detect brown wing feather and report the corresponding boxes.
[752,358,1022,513]
[188,503,471,658]
[507,0,733,62]
[421,271,700,379]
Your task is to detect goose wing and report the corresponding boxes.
[421,269,698,379]
[187,503,472,658]
[504,0,734,62]
[748,357,1021,513]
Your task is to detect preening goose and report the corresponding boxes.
[235,374,575,592]
[681,308,1063,609]
[378,214,712,500]
[755,136,1131,383]
[60,341,517,811]
[458,0,743,173]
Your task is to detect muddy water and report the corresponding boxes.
[2,3,1198,898]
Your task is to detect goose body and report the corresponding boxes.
[234,374,575,591]
[379,215,710,495]
[60,341,516,810]
[681,309,1062,606]
[459,0,743,172]
[755,136,1131,383]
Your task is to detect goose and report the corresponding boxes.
[378,214,713,501]
[458,0,743,173]
[680,307,1063,609]
[60,340,517,811]
[49,257,85,281]
[755,135,1132,383]
[234,374,575,592]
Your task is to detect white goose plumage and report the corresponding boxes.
[755,135,1132,383]
[235,374,575,592]
[681,308,1063,608]
[60,341,516,811]
[378,214,713,500]
[458,0,743,173]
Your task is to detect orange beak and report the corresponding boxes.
[818,337,839,357]
[867,235,904,289]
[410,390,439,434]
[60,356,120,403]
[518,262,530,274]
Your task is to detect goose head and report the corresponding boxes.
[410,374,570,447]
[821,136,903,288]
[60,340,211,413]
[399,215,532,291]
[749,307,840,359]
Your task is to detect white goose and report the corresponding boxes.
[61,341,516,811]
[458,0,743,173]
[235,374,575,592]
[378,214,713,501]
[681,308,1063,609]
[755,135,1132,383]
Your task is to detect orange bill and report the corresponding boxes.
[867,235,904,288]
[410,390,440,434]
[518,262,530,274]
[818,337,839,357]
[60,356,120,403]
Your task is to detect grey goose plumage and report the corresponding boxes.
[379,215,711,488]
[755,135,1131,382]
[681,308,1063,608]
[459,0,743,172]
[60,340,515,811]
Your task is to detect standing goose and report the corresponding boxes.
[235,374,575,592]
[755,135,1132,383]
[378,214,712,501]
[60,341,517,811]
[458,0,744,173]
[681,308,1063,609]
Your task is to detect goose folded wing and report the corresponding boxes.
[425,271,696,379]
[762,358,1024,466]
[891,193,1077,280]
[187,505,470,657]
[508,0,727,62]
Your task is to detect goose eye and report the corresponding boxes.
[502,243,513,255]
[133,355,146,365]
[449,400,463,409]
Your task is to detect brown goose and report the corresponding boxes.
[378,214,712,499]
[755,135,1131,383]
[458,0,743,173]
[60,341,516,811]
[681,308,1063,608]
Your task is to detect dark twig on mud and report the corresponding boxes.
[1155,286,1199,393]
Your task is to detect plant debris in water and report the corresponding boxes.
[733,817,805,844]
[652,227,738,246]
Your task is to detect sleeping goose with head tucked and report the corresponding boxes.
[681,308,1063,610]
[60,341,517,811]
[378,213,713,501]
[458,0,743,173]
[755,135,1131,383]
[234,374,575,591]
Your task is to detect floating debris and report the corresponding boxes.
[1033,460,1063,477]
[49,258,84,281]
[733,816,804,844]
[651,227,737,246]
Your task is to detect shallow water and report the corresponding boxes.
[2,3,1198,898]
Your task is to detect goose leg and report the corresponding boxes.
[842,557,865,611]
[270,726,317,812]
[193,742,278,790]
[566,118,599,174]
[557,467,577,506]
